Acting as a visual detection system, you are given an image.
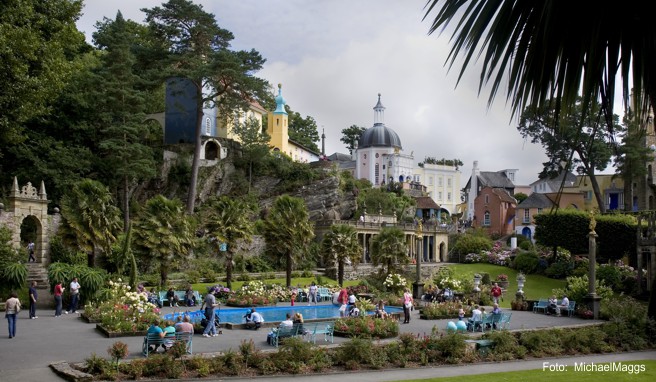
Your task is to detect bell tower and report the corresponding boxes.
[267,83,289,155]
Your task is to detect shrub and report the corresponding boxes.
[596,264,622,289]
[435,332,468,363]
[519,329,563,356]
[560,326,612,354]
[552,275,613,304]
[453,234,493,256]
[484,330,521,358]
[422,301,471,319]
[333,316,399,338]
[335,337,375,366]
[107,341,128,366]
[512,251,540,274]
[544,260,573,279]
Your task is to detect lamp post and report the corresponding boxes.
[412,222,424,299]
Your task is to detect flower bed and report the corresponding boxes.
[420,301,472,320]
[333,316,398,339]
[225,280,278,307]
[95,324,147,338]
[83,280,160,333]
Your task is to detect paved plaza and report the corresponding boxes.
[1,301,654,381]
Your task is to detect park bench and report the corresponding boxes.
[308,321,334,344]
[498,312,512,329]
[159,290,202,307]
[533,299,548,314]
[268,324,302,347]
[565,301,576,317]
[317,288,332,301]
[479,313,503,332]
[142,331,193,356]
[465,339,495,356]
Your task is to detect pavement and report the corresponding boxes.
[1,302,654,382]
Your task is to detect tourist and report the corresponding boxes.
[147,319,166,353]
[293,312,306,334]
[490,282,502,305]
[347,291,357,307]
[402,288,413,324]
[175,315,194,334]
[54,281,64,317]
[162,320,176,350]
[491,302,501,315]
[290,289,297,307]
[185,286,196,307]
[5,291,21,339]
[147,288,162,308]
[458,307,465,321]
[308,282,318,305]
[27,241,35,263]
[547,295,558,315]
[245,307,264,330]
[338,287,349,317]
[442,287,453,302]
[28,281,38,319]
[66,277,80,314]
[468,305,482,331]
[166,287,179,307]
[281,313,294,328]
[348,305,360,317]
[375,300,388,319]
[556,295,570,317]
[201,291,218,337]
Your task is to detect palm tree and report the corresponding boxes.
[423,1,656,128]
[133,195,195,287]
[262,195,314,287]
[321,224,362,287]
[203,196,256,289]
[370,227,408,274]
[59,179,122,267]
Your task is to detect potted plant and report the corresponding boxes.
[473,273,482,292]
[495,274,509,288]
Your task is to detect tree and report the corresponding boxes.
[514,193,529,204]
[0,0,85,157]
[203,196,256,289]
[370,227,408,274]
[418,157,463,169]
[321,224,362,287]
[142,0,269,214]
[133,195,195,286]
[614,110,652,211]
[424,1,656,139]
[262,195,314,287]
[93,12,158,230]
[341,125,366,154]
[59,179,122,267]
[232,116,271,191]
[287,107,320,153]
[517,98,619,212]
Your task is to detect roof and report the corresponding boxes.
[479,171,515,189]
[517,193,555,209]
[358,123,402,149]
[530,171,577,187]
[491,188,517,204]
[326,152,353,162]
[414,196,440,210]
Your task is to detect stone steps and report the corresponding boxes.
[26,263,54,309]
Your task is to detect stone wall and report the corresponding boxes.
[325,263,445,282]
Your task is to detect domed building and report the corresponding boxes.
[355,94,416,185]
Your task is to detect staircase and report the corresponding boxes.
[26,263,53,309]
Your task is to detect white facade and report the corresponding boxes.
[415,163,461,215]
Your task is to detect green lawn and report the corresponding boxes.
[397,360,656,382]
[444,263,566,309]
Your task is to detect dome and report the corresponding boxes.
[358,124,402,149]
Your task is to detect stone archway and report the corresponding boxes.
[439,242,447,262]
[1,177,55,263]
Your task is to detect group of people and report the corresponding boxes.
[547,295,570,316]
[467,303,503,331]
[5,277,81,338]
[146,315,194,353]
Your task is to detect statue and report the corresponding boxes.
[589,212,596,233]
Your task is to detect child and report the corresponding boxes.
[458,307,465,321]
[291,289,297,306]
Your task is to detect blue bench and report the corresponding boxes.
[317,288,332,301]
[268,324,303,347]
[308,321,334,344]
[159,290,202,307]
[142,331,193,356]
[533,299,548,314]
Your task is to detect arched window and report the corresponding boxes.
[205,117,211,135]
[375,163,380,185]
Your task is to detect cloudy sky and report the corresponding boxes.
[76,0,609,186]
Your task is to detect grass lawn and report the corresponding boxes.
[443,263,566,309]
[191,277,359,293]
[397,360,656,382]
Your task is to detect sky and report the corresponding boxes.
[75,0,614,186]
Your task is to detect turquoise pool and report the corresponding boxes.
[163,304,402,324]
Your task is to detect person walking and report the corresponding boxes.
[27,241,35,262]
[201,292,218,337]
[490,283,502,305]
[402,289,413,324]
[308,282,318,305]
[66,277,81,314]
[28,281,38,319]
[5,292,21,338]
[54,281,64,317]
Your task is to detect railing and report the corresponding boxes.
[314,220,452,233]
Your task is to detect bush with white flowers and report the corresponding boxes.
[383,273,407,294]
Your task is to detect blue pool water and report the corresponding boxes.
[163,304,402,324]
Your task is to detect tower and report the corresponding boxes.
[467,161,480,220]
[266,84,290,155]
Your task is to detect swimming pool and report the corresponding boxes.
[163,304,403,324]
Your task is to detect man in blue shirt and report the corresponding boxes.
[147,319,165,353]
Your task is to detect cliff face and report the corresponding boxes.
[258,176,357,221]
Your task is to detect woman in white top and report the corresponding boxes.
[5,291,21,338]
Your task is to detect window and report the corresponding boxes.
[483,211,491,226]
[447,178,451,187]
[447,192,452,201]
[438,177,443,187]
[375,163,380,185]
[205,117,211,135]
[429,176,434,186]
[523,209,530,223]
[537,208,543,214]
[485,195,489,204]
[375,153,379,158]
[438,192,443,200]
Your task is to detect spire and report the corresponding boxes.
[373,93,385,125]
[39,180,47,200]
[273,83,287,115]
[10,176,19,197]
[321,127,326,156]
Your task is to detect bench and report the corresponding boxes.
[479,313,503,332]
[465,339,495,356]
[565,301,576,317]
[308,321,334,344]
[533,299,548,314]
[317,288,332,301]
[268,324,302,347]
[142,331,193,356]
[159,290,202,307]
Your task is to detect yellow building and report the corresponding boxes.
[576,174,624,211]
[215,100,267,142]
